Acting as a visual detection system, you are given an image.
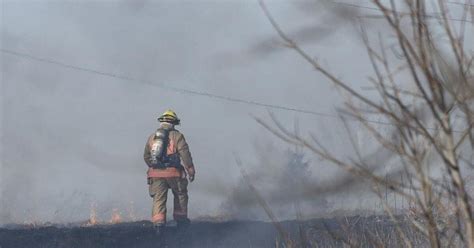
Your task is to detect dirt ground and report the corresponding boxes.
[0,220,300,248]
[0,216,424,248]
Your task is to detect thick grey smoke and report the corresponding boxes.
[1,0,407,224]
[222,141,330,221]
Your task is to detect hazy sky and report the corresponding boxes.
[2,0,469,224]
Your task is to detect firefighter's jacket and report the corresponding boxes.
[144,123,195,178]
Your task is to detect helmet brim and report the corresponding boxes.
[158,116,180,125]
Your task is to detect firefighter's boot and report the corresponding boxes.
[177,218,190,232]
[154,223,165,236]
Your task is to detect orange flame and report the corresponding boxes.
[110,208,122,224]
[88,203,98,226]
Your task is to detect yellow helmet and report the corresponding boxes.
[158,109,180,125]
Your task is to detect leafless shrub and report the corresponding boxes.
[256,0,474,247]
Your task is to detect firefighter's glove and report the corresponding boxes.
[188,174,195,182]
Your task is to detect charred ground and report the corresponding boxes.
[0,215,426,248]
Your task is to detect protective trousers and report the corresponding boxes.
[149,177,189,225]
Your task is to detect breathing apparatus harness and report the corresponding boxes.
[149,128,181,169]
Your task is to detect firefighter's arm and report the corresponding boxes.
[176,134,195,180]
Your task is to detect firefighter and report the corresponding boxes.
[144,110,195,235]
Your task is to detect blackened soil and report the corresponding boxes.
[0,216,417,248]
[0,220,302,248]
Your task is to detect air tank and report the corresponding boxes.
[150,129,168,165]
